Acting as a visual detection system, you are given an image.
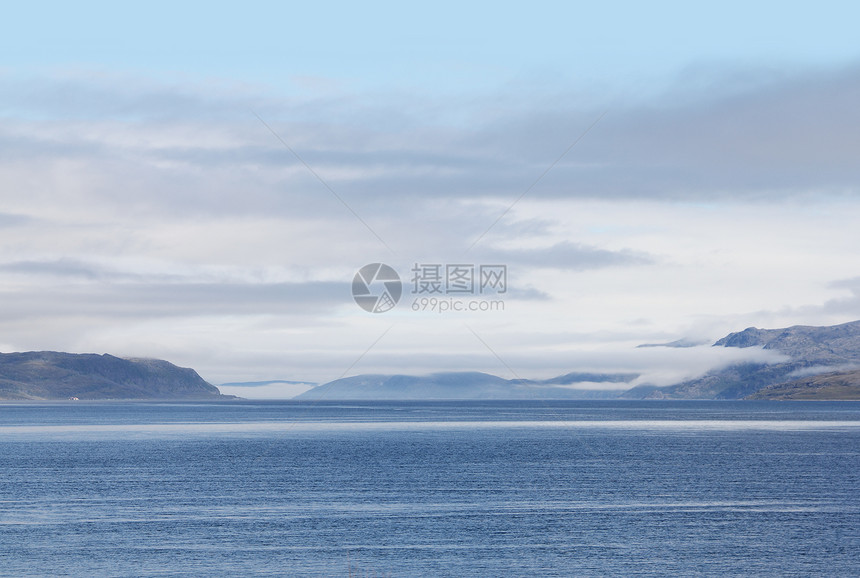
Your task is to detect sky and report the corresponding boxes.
[2,2,860,395]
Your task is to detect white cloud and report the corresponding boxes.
[1,66,859,385]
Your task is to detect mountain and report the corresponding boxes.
[220,379,315,387]
[624,320,860,399]
[747,369,860,400]
[0,351,227,400]
[295,371,639,400]
[713,320,860,361]
[636,338,708,348]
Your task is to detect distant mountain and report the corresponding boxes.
[220,379,315,387]
[636,338,708,348]
[295,371,639,400]
[747,369,860,400]
[218,379,316,399]
[624,320,860,399]
[0,351,228,400]
[713,320,860,361]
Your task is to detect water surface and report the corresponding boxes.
[1,400,858,576]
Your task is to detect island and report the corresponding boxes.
[0,351,229,400]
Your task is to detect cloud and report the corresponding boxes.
[825,277,860,313]
[748,276,860,325]
[0,259,108,280]
[2,65,859,384]
[787,364,860,378]
[0,213,32,227]
[480,241,653,271]
[4,63,859,221]
[1,72,258,122]
[541,381,634,391]
[477,64,860,201]
[0,278,346,322]
[802,279,860,321]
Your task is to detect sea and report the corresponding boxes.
[0,400,858,577]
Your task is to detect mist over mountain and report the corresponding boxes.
[624,320,860,399]
[0,352,227,400]
[298,372,504,401]
[6,320,860,401]
[218,380,316,399]
[296,321,860,401]
[296,371,640,401]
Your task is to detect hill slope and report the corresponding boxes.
[624,320,860,399]
[0,351,226,400]
[747,369,860,400]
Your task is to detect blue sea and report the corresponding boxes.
[1,400,858,577]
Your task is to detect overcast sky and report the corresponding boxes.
[2,1,860,392]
